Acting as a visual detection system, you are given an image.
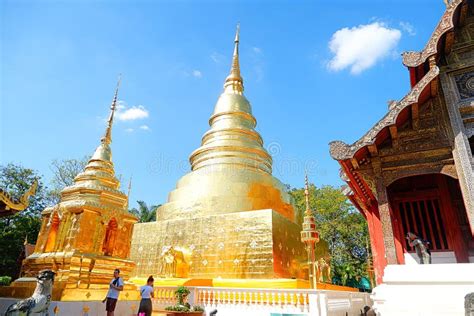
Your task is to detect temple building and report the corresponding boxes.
[330,0,474,314]
[1,80,138,301]
[130,27,309,282]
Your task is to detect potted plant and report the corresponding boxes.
[164,286,205,316]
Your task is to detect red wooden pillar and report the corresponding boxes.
[438,175,469,262]
[389,201,406,265]
[367,203,387,285]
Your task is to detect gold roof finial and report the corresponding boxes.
[127,176,132,199]
[102,74,122,145]
[304,172,312,216]
[224,23,244,94]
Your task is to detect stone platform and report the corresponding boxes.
[0,285,371,316]
[372,263,474,315]
[0,298,140,316]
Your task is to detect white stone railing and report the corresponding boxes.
[151,286,177,309]
[151,286,372,316]
[195,287,311,314]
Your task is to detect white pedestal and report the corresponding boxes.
[372,263,474,316]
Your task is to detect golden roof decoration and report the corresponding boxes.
[0,180,38,217]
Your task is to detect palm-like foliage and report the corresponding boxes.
[129,201,160,223]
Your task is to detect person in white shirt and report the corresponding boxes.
[102,269,124,316]
[137,276,154,316]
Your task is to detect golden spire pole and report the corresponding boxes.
[301,173,319,289]
[126,175,132,209]
[102,74,121,145]
[224,24,244,94]
[127,176,132,199]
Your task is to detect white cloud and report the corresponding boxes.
[210,52,225,64]
[139,125,150,131]
[192,70,202,78]
[116,100,126,110]
[327,22,402,75]
[252,47,263,54]
[125,128,134,133]
[399,21,416,36]
[116,105,149,121]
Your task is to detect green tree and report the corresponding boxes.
[49,156,89,204]
[129,201,160,223]
[289,184,369,286]
[0,164,50,279]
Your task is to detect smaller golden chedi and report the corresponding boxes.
[3,78,138,301]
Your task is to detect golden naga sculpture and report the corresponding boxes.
[0,180,37,217]
[1,77,138,301]
[131,25,308,280]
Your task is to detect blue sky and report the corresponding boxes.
[1,0,446,208]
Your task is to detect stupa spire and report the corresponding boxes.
[224,24,244,94]
[102,74,121,145]
[304,172,312,216]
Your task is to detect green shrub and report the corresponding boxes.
[191,306,204,312]
[165,286,203,313]
[165,305,190,312]
[0,276,12,286]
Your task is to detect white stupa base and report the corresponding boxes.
[372,263,474,316]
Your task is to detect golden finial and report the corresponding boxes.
[102,74,122,145]
[24,235,28,245]
[127,176,132,199]
[304,172,312,216]
[224,23,244,93]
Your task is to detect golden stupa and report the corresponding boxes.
[1,79,139,301]
[130,26,307,282]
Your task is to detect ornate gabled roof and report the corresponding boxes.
[329,65,439,161]
[402,0,464,67]
[0,180,38,217]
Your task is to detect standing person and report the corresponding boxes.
[406,232,432,264]
[102,268,124,316]
[138,276,154,316]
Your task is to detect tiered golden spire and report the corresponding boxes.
[224,24,243,94]
[102,74,121,145]
[301,173,319,289]
[156,24,294,223]
[64,76,125,196]
[188,24,272,174]
[304,173,312,216]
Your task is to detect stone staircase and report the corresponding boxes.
[372,264,474,315]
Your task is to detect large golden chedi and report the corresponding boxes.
[131,27,306,280]
[7,82,138,300]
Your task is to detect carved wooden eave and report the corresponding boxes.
[0,180,38,217]
[329,65,440,161]
[402,0,465,68]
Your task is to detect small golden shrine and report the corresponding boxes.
[2,79,138,301]
[300,174,320,289]
[130,26,308,283]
